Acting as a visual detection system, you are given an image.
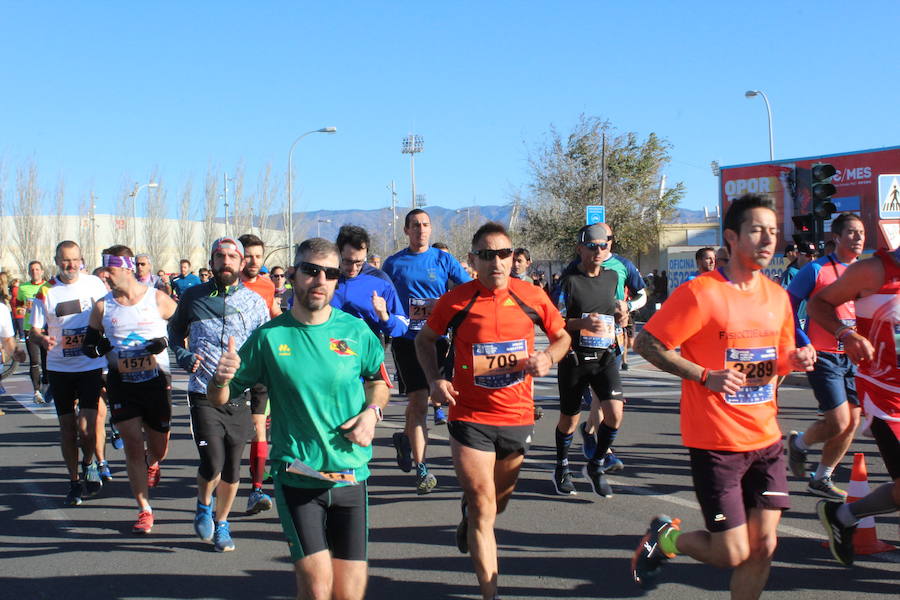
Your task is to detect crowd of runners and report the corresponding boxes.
[3,194,897,600]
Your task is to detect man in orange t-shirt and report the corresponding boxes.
[631,194,815,597]
[416,221,570,600]
[238,233,282,516]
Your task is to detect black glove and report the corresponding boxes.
[82,327,112,358]
[145,337,168,355]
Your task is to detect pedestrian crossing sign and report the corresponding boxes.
[878,175,900,219]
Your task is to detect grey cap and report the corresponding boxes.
[578,223,609,243]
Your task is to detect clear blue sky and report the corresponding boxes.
[2,1,898,219]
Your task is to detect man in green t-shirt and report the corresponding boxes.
[18,260,48,403]
[209,237,389,600]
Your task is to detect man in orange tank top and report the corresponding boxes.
[631,194,815,598]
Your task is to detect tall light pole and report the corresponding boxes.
[288,127,337,254]
[129,181,158,250]
[745,90,774,161]
[316,218,331,238]
[401,134,424,208]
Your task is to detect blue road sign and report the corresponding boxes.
[585,205,605,225]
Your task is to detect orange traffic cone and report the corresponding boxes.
[845,452,896,555]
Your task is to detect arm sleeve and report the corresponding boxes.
[625,261,646,293]
[167,298,196,371]
[641,282,704,350]
[380,281,410,337]
[786,263,817,346]
[628,289,648,311]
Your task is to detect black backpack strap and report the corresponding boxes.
[441,290,480,378]
[507,288,545,333]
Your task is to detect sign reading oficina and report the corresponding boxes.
[585,205,605,225]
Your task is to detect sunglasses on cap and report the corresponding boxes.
[582,241,609,251]
[297,261,341,280]
[472,248,514,261]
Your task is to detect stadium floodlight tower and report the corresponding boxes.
[401,134,424,208]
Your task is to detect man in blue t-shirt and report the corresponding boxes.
[171,259,202,300]
[382,209,470,494]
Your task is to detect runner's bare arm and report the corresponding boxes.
[340,379,389,447]
[155,290,178,321]
[634,329,745,394]
[415,323,459,406]
[524,326,570,377]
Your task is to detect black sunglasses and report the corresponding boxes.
[297,261,341,280]
[582,241,609,251]
[472,248,514,260]
[271,273,285,278]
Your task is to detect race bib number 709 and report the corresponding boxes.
[472,339,529,389]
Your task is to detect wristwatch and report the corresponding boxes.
[368,404,384,422]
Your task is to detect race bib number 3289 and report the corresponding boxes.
[472,339,528,389]
[724,346,776,405]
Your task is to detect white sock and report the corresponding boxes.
[141,505,152,514]
[793,432,810,451]
[835,503,857,527]
[813,464,834,480]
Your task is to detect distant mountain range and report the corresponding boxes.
[270,205,716,240]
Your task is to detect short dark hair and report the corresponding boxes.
[102,245,134,258]
[238,233,264,250]
[335,225,370,252]
[694,247,715,261]
[55,240,81,260]
[514,248,531,262]
[180,258,191,266]
[295,237,339,266]
[830,213,864,237]
[431,242,449,251]
[404,208,429,228]
[471,221,510,249]
[270,265,284,273]
[722,194,775,250]
[198,267,210,274]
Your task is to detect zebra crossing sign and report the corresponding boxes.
[878,175,900,219]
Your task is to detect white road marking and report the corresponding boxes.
[9,394,57,420]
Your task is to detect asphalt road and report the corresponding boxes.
[0,349,897,600]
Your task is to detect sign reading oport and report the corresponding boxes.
[719,146,900,251]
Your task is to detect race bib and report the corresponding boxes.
[472,339,528,389]
[62,327,87,358]
[836,318,856,352]
[408,297,437,331]
[118,348,159,383]
[724,347,776,405]
[579,313,615,349]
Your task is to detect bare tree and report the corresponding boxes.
[231,162,254,236]
[50,176,67,251]
[256,164,274,234]
[11,161,45,274]
[144,172,168,265]
[176,178,195,267]
[202,168,219,251]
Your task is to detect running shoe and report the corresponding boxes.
[620,362,629,371]
[110,423,124,450]
[33,390,45,405]
[83,461,103,496]
[433,406,447,426]
[787,431,808,479]
[392,431,413,473]
[456,498,469,554]
[579,422,597,461]
[416,471,437,495]
[97,460,112,482]
[533,406,544,421]
[816,500,856,566]
[147,462,161,488]
[65,480,83,506]
[214,521,235,552]
[194,502,214,542]
[246,489,273,515]
[808,476,848,501]
[602,451,625,473]
[133,510,154,534]
[552,464,576,496]
[631,515,680,590]
[582,462,613,498]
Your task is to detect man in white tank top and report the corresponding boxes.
[30,240,109,506]
[84,245,177,535]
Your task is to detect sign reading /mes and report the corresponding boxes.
[585,205,605,225]
[878,175,900,219]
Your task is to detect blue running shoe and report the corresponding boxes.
[194,501,214,542]
[83,461,103,497]
[602,451,624,473]
[214,521,235,552]
[433,406,447,425]
[579,422,597,461]
[246,488,272,515]
[97,460,112,482]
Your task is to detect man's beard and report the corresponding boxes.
[294,284,330,311]
[214,266,238,286]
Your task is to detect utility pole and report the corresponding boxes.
[388,180,398,252]
[600,132,607,206]
[401,134,424,208]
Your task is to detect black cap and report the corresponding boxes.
[578,223,610,243]
[784,243,797,254]
[797,241,817,255]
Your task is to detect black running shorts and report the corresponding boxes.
[447,420,533,459]
[557,351,623,416]
[275,479,368,562]
[391,336,449,395]
[107,370,173,433]
[48,369,103,417]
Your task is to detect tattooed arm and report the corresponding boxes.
[634,329,744,395]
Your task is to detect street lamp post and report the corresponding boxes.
[129,181,159,250]
[401,134,424,208]
[317,218,332,238]
[287,127,337,255]
[745,90,774,161]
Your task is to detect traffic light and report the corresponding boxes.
[810,162,837,219]
[791,214,815,248]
